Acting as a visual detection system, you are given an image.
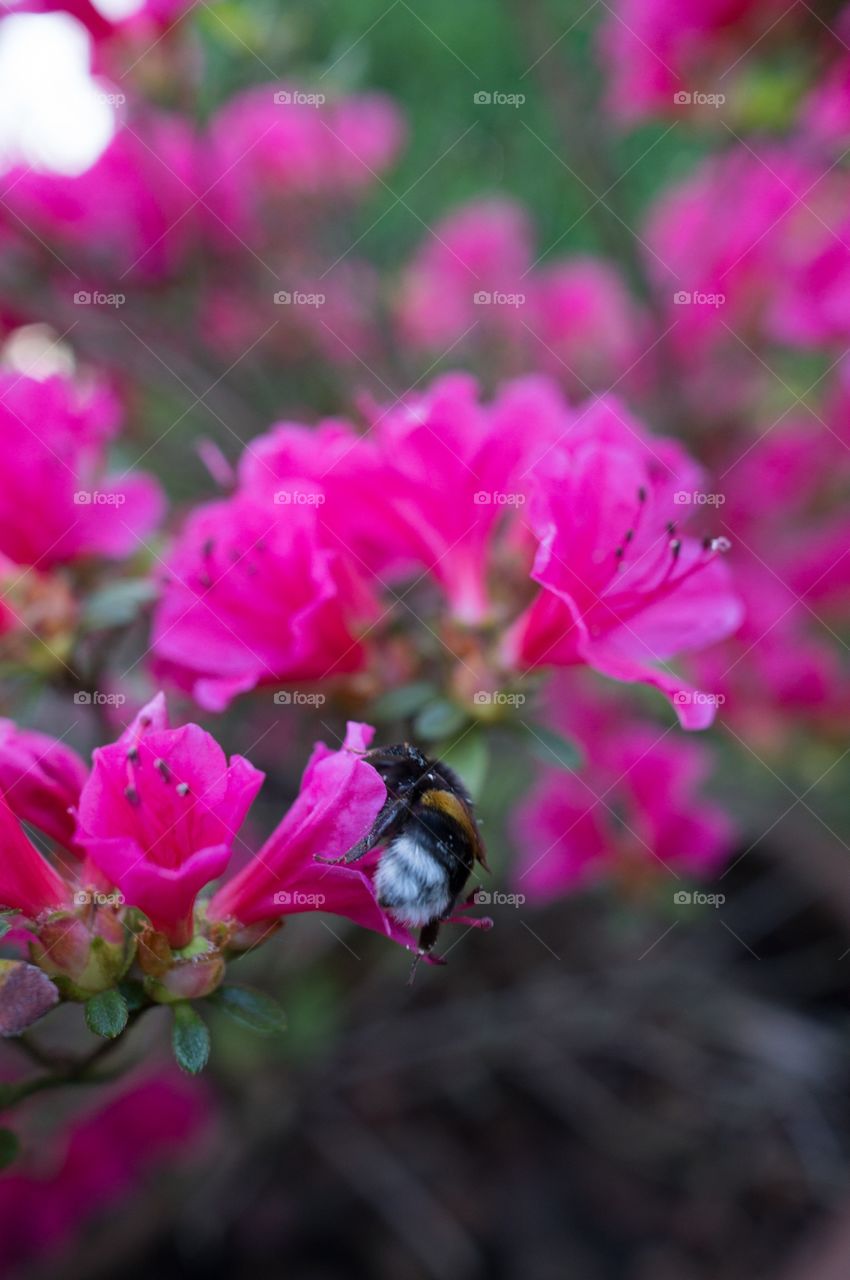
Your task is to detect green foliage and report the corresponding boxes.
[211,985,287,1035]
[84,990,129,1040]
[172,1003,211,1075]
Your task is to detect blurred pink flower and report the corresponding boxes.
[512,675,735,898]
[1,0,195,42]
[0,111,199,280]
[0,719,87,851]
[528,256,646,393]
[152,486,376,711]
[0,792,72,918]
[397,197,533,350]
[0,372,163,569]
[598,0,797,123]
[0,1071,210,1271]
[202,84,405,246]
[209,720,413,950]
[644,145,850,363]
[74,694,264,946]
[506,397,743,728]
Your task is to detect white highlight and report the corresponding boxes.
[0,13,117,176]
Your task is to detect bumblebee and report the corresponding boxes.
[320,743,488,974]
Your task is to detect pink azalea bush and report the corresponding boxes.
[6,0,850,1217]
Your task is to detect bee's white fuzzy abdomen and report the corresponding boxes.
[374,833,452,926]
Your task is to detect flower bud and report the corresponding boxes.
[142,935,226,1003]
[29,906,133,1000]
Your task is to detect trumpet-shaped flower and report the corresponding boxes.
[208,721,413,950]
[74,694,264,947]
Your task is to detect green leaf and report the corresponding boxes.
[438,731,490,800]
[85,989,128,1040]
[371,681,437,722]
[0,912,16,941]
[0,1128,19,1169]
[519,722,583,772]
[81,579,158,632]
[413,699,469,743]
[172,1003,210,1075]
[211,986,287,1036]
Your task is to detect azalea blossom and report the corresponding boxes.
[152,488,377,711]
[511,674,735,898]
[0,110,199,280]
[598,0,800,123]
[208,720,412,950]
[0,718,88,850]
[73,693,264,947]
[0,791,72,918]
[201,83,405,247]
[0,371,163,569]
[0,1071,210,1272]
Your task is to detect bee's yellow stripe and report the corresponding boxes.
[420,789,485,861]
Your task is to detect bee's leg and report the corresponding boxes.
[316,798,404,865]
[407,918,444,985]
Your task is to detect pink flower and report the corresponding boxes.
[512,675,735,899]
[0,111,199,280]
[152,487,376,711]
[528,257,645,393]
[209,721,412,950]
[506,397,743,728]
[0,792,72,918]
[0,720,87,851]
[201,84,405,246]
[644,146,850,364]
[0,372,163,569]
[74,694,264,947]
[598,0,797,123]
[0,1071,210,1271]
[397,198,533,350]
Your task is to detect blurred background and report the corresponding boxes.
[1,1,850,1278]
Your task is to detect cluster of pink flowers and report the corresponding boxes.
[512,674,735,900]
[0,696,420,1004]
[396,197,646,395]
[598,0,842,126]
[152,373,742,728]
